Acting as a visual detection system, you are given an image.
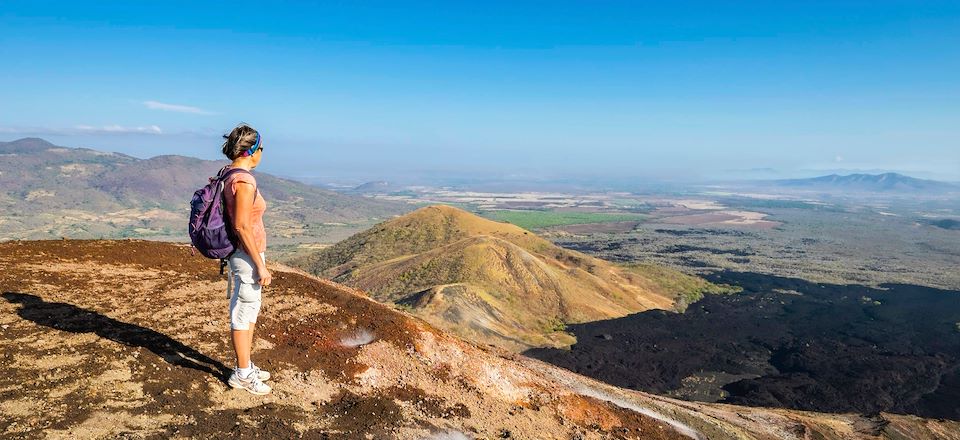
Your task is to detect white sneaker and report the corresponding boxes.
[250,361,271,381]
[228,369,272,395]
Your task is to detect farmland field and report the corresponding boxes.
[479,210,646,230]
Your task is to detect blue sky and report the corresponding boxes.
[2,1,959,182]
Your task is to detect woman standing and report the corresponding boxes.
[221,124,272,395]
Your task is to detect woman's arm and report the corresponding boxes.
[232,181,272,286]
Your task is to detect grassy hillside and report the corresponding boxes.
[622,263,741,310]
[291,205,725,350]
[0,137,412,242]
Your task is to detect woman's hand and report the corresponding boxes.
[257,266,272,287]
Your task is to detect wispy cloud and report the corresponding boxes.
[75,124,163,134]
[143,100,215,115]
[0,124,163,136]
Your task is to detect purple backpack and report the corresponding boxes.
[188,167,257,266]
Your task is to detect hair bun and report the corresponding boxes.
[221,123,259,160]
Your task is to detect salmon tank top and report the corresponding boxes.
[222,167,267,254]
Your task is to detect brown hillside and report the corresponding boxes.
[2,239,956,439]
[297,204,554,273]
[291,205,727,350]
[0,137,411,241]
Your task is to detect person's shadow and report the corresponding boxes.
[3,292,229,379]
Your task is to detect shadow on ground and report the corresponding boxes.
[2,292,229,379]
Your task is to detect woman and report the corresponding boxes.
[221,123,272,395]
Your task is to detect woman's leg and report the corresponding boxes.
[232,328,251,369]
[228,324,269,394]
[250,252,264,352]
[246,253,264,362]
[225,251,270,394]
[228,249,261,371]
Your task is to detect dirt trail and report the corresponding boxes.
[1,239,958,439]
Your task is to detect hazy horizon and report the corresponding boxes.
[3,2,959,181]
[4,135,958,188]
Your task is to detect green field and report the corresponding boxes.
[478,210,646,230]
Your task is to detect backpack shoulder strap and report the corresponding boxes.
[219,167,258,202]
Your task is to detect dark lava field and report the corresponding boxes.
[526,271,960,420]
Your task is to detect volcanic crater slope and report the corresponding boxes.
[290,205,725,350]
[2,239,958,439]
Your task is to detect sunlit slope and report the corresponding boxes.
[292,205,717,350]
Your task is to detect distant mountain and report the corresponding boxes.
[290,205,725,350]
[775,173,956,193]
[349,180,395,194]
[0,137,413,241]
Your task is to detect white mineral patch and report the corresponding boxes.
[422,430,471,440]
[545,369,704,440]
[340,329,375,347]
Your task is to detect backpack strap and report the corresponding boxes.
[218,167,258,203]
[217,166,259,260]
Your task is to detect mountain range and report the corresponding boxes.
[774,172,957,193]
[0,137,412,241]
[290,205,728,350]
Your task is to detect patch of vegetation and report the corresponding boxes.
[623,263,741,311]
[479,210,645,230]
[542,317,567,333]
[393,302,415,313]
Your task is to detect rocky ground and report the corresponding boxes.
[1,239,958,439]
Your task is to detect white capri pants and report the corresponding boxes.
[227,249,265,331]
